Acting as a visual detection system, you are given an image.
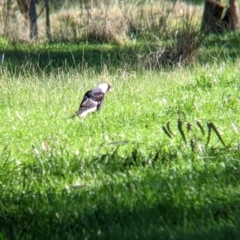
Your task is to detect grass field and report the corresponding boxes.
[1,0,240,239]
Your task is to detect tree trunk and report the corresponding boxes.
[29,0,38,40]
[222,0,239,31]
[201,0,239,34]
[45,0,51,40]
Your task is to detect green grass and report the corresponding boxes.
[0,31,239,76]
[1,51,240,239]
[1,0,240,237]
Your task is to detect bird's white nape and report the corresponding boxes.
[97,83,111,93]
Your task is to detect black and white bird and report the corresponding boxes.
[76,83,111,117]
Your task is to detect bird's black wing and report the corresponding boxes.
[88,88,105,102]
[89,87,105,110]
[76,92,97,116]
[76,88,105,116]
[76,99,98,116]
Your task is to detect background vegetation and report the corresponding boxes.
[0,0,240,239]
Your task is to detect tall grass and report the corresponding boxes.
[1,59,240,238]
[0,0,240,239]
[0,0,202,43]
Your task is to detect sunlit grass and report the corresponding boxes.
[0,0,240,237]
[1,63,239,158]
[0,58,240,238]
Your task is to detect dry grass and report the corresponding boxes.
[0,0,27,39]
[0,1,205,67]
[144,17,205,68]
[0,0,203,43]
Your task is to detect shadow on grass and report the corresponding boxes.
[1,31,240,75]
[201,32,240,62]
[2,42,143,75]
[1,146,240,239]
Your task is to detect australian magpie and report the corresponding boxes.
[76,83,111,117]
